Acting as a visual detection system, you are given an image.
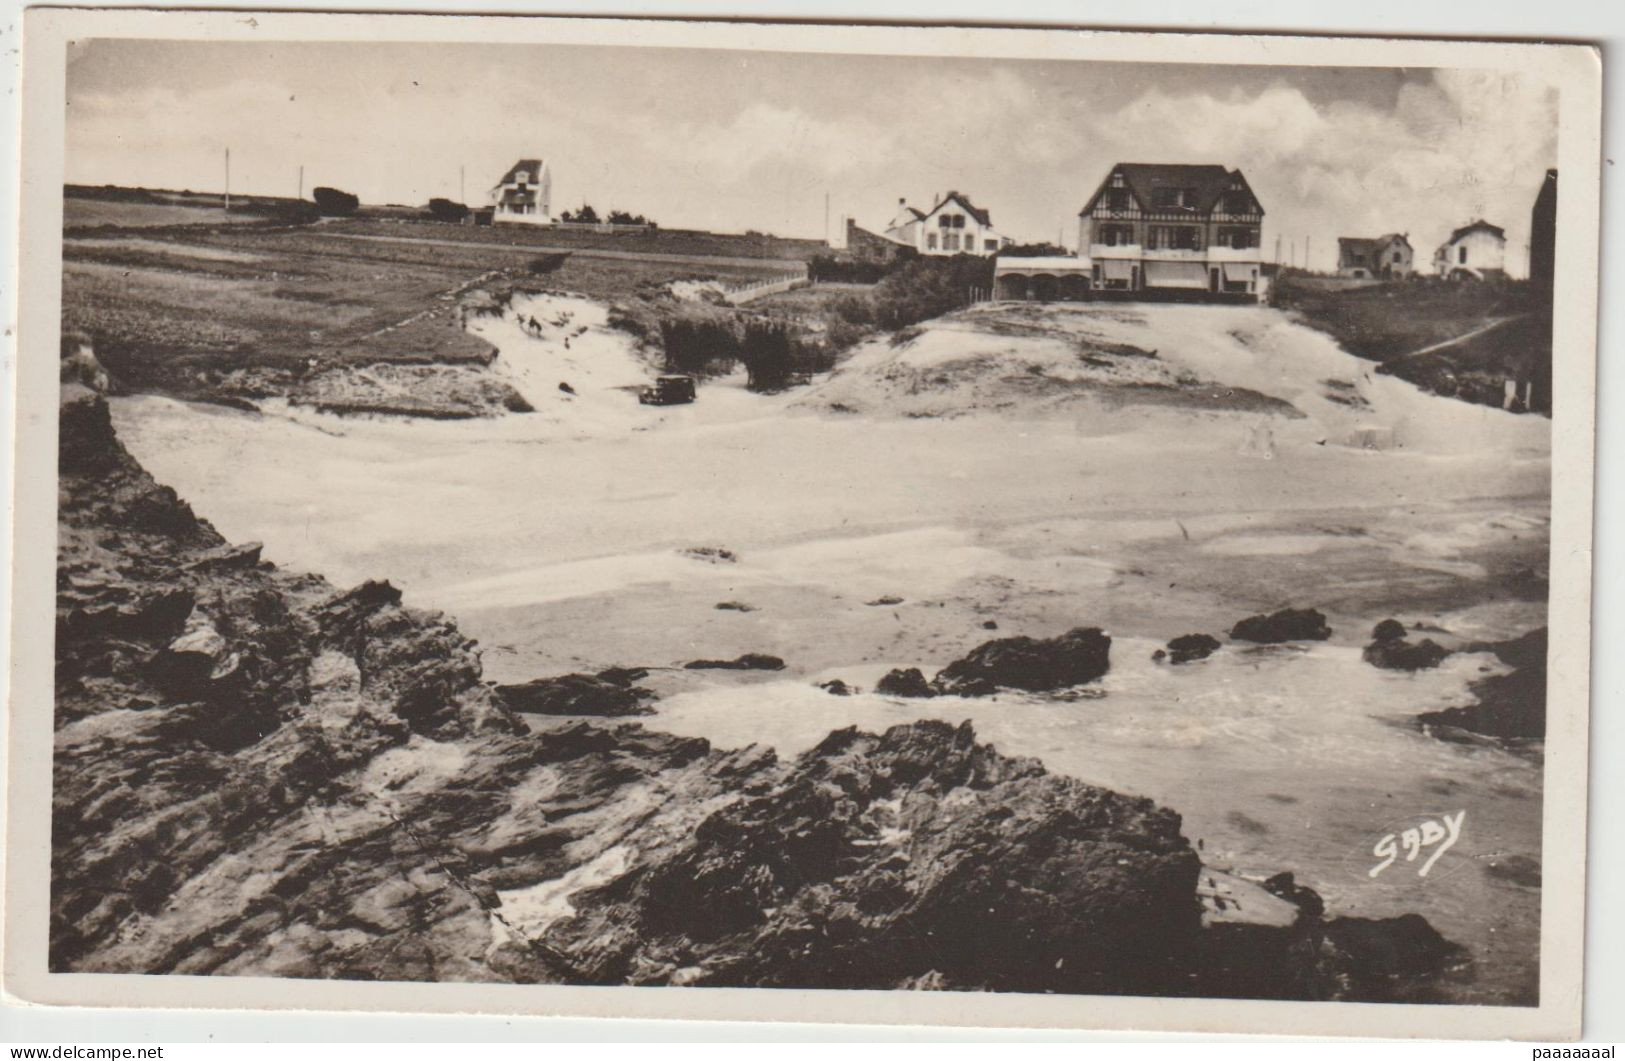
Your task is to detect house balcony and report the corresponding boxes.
[1088,243,1265,264]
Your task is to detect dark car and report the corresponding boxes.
[639,375,697,406]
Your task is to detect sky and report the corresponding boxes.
[65,39,1559,274]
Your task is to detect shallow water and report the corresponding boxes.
[107,296,1549,1004]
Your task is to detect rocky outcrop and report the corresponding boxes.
[876,667,937,698]
[1153,633,1221,665]
[1230,608,1332,644]
[684,653,786,672]
[934,627,1111,696]
[876,628,1112,699]
[50,391,1463,1001]
[1418,628,1547,740]
[494,668,656,717]
[1362,619,1451,671]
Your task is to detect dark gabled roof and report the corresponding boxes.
[1447,219,1505,243]
[1339,233,1411,258]
[493,158,544,189]
[925,190,993,227]
[1079,163,1260,217]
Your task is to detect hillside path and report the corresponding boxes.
[1391,313,1533,363]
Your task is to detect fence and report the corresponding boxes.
[552,220,654,234]
[722,266,811,306]
[966,286,994,305]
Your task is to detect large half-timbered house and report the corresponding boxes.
[1074,163,1267,296]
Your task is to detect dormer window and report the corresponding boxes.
[516,171,529,184]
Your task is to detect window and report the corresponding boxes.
[1459,245,1468,264]
[1217,227,1255,249]
[1222,192,1252,214]
[1099,223,1134,247]
[954,215,966,229]
[1149,225,1201,250]
[1393,251,1404,263]
[1104,189,1130,211]
[985,239,998,252]
[944,233,960,251]
[516,171,529,184]
[927,233,937,250]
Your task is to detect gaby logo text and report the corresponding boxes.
[1369,810,1466,878]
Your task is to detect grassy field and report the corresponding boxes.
[61,215,797,411]
[1271,274,1552,414]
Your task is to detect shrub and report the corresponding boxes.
[311,186,359,217]
[427,198,470,223]
[658,317,739,376]
[527,253,570,276]
[808,254,893,284]
[739,320,797,392]
[561,204,600,224]
[998,241,1072,258]
[859,254,995,331]
[607,209,652,226]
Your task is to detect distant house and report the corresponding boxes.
[1073,162,1268,297]
[1530,169,1557,285]
[843,218,914,265]
[884,191,1010,257]
[491,158,552,226]
[1433,219,1506,280]
[1336,234,1413,279]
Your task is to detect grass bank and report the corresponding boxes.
[1271,273,1552,414]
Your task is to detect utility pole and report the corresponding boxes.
[824,191,831,245]
[297,164,303,201]
[460,165,466,205]
[224,147,231,212]
[1274,233,1282,264]
[1305,235,1312,273]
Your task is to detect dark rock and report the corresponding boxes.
[1260,872,1325,921]
[714,601,756,612]
[818,679,857,696]
[875,667,936,698]
[933,626,1111,696]
[1418,627,1546,740]
[595,666,650,686]
[1362,637,1450,671]
[1320,913,1461,982]
[144,614,243,701]
[865,595,904,606]
[1230,608,1332,643]
[981,620,998,630]
[1372,618,1408,642]
[684,653,786,672]
[495,671,654,717]
[550,719,1205,995]
[1157,633,1221,665]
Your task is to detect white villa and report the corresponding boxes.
[1433,220,1507,280]
[491,159,552,226]
[884,191,1011,257]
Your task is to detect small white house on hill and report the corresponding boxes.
[1433,220,1506,280]
[884,191,1010,256]
[492,159,552,226]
